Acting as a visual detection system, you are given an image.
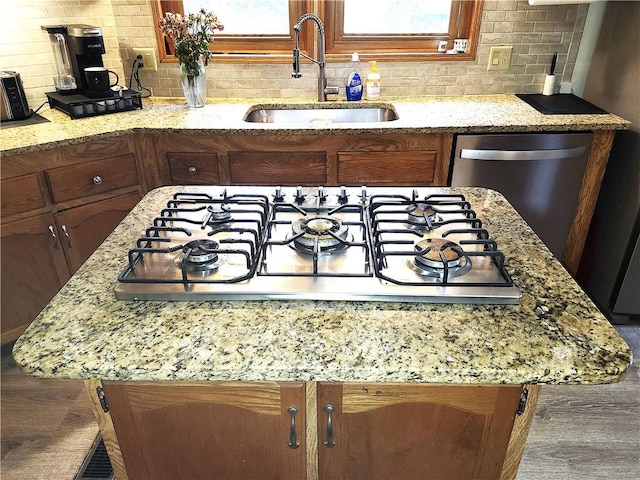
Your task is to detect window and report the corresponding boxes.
[323,0,482,60]
[152,0,483,63]
[343,1,452,34]
[153,0,313,63]
[184,0,291,35]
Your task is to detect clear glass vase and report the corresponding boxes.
[180,61,207,108]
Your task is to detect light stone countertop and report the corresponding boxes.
[1,95,631,156]
[12,186,632,385]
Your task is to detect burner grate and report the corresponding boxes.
[369,194,515,287]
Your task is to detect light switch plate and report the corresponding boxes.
[487,46,513,71]
[133,48,158,72]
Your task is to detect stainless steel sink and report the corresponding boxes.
[243,105,398,124]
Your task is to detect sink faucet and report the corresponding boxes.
[292,13,340,102]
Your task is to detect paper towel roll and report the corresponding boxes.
[543,74,556,96]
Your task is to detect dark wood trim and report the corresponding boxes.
[153,0,314,64]
[562,130,616,275]
[152,0,482,64]
[323,0,483,62]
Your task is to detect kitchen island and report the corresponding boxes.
[12,185,631,480]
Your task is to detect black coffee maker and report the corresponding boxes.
[43,24,110,98]
[42,24,142,119]
[67,25,109,97]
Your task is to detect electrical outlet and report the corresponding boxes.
[487,46,513,71]
[133,48,157,72]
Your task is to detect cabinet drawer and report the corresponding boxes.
[229,151,327,185]
[338,151,436,185]
[168,153,219,184]
[46,154,139,203]
[1,174,45,217]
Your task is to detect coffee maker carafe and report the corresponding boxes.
[42,26,78,94]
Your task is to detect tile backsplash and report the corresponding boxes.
[2,0,588,106]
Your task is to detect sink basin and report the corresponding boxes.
[243,105,398,124]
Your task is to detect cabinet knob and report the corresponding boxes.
[93,175,103,185]
[61,224,72,247]
[48,225,58,248]
[188,166,197,175]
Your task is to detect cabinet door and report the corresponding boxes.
[228,151,327,185]
[102,382,306,480]
[168,152,220,184]
[55,192,140,273]
[337,151,437,185]
[317,383,522,480]
[1,213,69,343]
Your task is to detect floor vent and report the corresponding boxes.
[74,433,114,480]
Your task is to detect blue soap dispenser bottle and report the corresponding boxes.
[346,52,363,101]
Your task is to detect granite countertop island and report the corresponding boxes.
[1,94,631,156]
[12,186,632,385]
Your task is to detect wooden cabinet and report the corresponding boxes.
[1,213,69,343]
[46,154,139,203]
[229,151,327,185]
[142,132,453,188]
[317,383,522,480]
[167,152,220,184]
[89,381,534,480]
[53,192,140,272]
[141,133,223,188]
[0,173,46,216]
[337,150,437,185]
[0,138,143,344]
[100,381,306,480]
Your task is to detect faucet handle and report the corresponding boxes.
[292,48,302,78]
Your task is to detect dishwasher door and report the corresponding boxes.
[451,133,593,259]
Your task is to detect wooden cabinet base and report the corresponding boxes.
[144,132,454,188]
[86,381,538,480]
[1,137,144,344]
[1,213,69,344]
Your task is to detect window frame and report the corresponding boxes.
[321,0,483,61]
[151,0,483,64]
[152,0,314,64]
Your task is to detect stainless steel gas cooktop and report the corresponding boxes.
[114,186,521,304]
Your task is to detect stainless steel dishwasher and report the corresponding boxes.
[451,133,593,259]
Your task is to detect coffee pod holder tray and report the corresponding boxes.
[45,89,143,119]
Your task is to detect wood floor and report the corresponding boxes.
[0,342,99,480]
[1,326,638,480]
[516,325,640,480]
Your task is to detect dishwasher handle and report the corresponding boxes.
[459,146,586,161]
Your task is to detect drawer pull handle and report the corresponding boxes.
[48,225,58,248]
[61,225,71,247]
[287,406,300,449]
[324,404,335,448]
[188,166,197,175]
[93,175,103,185]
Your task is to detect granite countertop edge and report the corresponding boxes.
[1,94,631,156]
